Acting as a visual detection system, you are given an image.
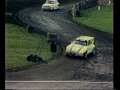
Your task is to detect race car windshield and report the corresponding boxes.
[72,40,87,46]
[46,0,56,4]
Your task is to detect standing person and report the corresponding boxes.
[75,2,81,17]
[108,0,112,4]
[26,25,29,32]
[71,5,77,17]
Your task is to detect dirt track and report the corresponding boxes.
[5,3,113,89]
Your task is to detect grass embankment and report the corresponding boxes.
[6,23,61,70]
[73,4,113,34]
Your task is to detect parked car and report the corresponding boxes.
[42,0,60,10]
[65,36,96,58]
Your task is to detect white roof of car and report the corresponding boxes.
[47,0,57,1]
[76,36,94,41]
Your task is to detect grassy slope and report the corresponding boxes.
[73,4,113,34]
[6,23,61,70]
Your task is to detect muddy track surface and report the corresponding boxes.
[6,4,113,82]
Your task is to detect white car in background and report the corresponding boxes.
[42,0,60,10]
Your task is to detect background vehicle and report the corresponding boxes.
[65,36,96,58]
[42,0,60,10]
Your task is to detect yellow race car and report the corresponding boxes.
[65,36,96,58]
[42,0,60,10]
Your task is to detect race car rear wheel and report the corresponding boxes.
[84,52,88,59]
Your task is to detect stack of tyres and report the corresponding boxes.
[47,33,57,52]
[50,42,57,52]
[47,33,57,43]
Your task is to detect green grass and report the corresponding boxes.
[73,4,113,34]
[5,23,62,70]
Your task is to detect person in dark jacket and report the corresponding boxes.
[75,2,81,17]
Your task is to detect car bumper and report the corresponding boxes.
[66,52,84,57]
[42,7,55,10]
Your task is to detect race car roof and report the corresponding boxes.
[46,0,58,2]
[76,36,94,41]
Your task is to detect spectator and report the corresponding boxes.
[26,25,29,31]
[26,25,34,33]
[108,0,112,4]
[71,5,77,17]
[75,2,81,17]
[98,5,101,11]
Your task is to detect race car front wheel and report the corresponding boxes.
[66,54,69,57]
[92,49,96,55]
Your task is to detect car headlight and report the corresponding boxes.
[78,52,84,56]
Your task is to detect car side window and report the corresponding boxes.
[88,40,91,45]
[82,41,87,46]
[47,0,55,4]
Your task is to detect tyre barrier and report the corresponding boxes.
[79,0,98,10]
[71,0,98,17]
[26,54,47,63]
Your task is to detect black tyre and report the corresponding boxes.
[84,52,88,59]
[66,54,69,57]
[92,49,96,55]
